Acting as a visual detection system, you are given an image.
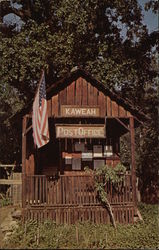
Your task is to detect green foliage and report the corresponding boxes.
[120,133,131,168]
[0,193,12,207]
[0,0,152,100]
[85,163,126,195]
[94,164,126,203]
[85,164,126,227]
[0,197,11,207]
[92,163,125,198]
[0,0,158,200]
[95,163,126,183]
[3,204,159,249]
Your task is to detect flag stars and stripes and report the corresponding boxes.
[39,76,46,106]
[32,71,50,148]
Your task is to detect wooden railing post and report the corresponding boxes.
[130,116,137,207]
[22,173,133,211]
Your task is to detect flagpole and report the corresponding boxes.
[34,69,45,98]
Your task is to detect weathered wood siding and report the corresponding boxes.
[25,173,133,206]
[23,205,135,224]
[48,77,132,118]
[26,154,35,175]
[11,173,22,205]
[23,173,135,224]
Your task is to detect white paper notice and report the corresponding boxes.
[104,145,113,157]
[82,151,93,161]
[72,158,81,170]
[94,160,105,170]
[93,145,103,157]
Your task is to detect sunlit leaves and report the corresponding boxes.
[0,0,158,178]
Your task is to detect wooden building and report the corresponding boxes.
[22,69,146,224]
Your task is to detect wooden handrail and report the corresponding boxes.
[24,173,133,207]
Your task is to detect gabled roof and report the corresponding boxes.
[11,68,149,123]
[46,68,149,122]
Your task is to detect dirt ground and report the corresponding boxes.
[0,205,20,248]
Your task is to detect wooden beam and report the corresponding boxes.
[0,179,22,185]
[130,116,137,207]
[115,117,130,131]
[0,164,22,168]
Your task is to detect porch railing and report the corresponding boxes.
[24,173,133,206]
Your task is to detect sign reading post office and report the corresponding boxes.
[56,124,105,138]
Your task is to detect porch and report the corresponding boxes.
[22,172,136,224]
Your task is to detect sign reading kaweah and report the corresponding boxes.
[56,125,105,138]
[61,105,100,117]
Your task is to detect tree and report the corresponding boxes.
[145,0,159,13]
[85,163,126,228]
[0,0,158,202]
[0,0,149,93]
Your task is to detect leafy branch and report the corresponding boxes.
[85,163,126,228]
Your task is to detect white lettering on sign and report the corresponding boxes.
[61,106,100,117]
[56,125,105,138]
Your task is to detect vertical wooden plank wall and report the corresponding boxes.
[76,78,82,105]
[106,96,112,116]
[49,76,132,118]
[52,94,58,116]
[47,99,52,117]
[82,79,88,105]
[67,81,75,105]
[119,106,126,117]
[88,83,94,105]
[12,173,22,205]
[26,154,35,175]
[60,87,67,105]
[98,92,105,116]
[112,101,119,117]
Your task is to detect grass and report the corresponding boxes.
[3,203,159,249]
[0,193,12,207]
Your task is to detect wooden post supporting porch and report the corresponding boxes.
[130,116,137,207]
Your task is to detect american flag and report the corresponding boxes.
[32,71,50,148]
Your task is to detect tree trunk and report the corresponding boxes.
[100,189,116,228]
